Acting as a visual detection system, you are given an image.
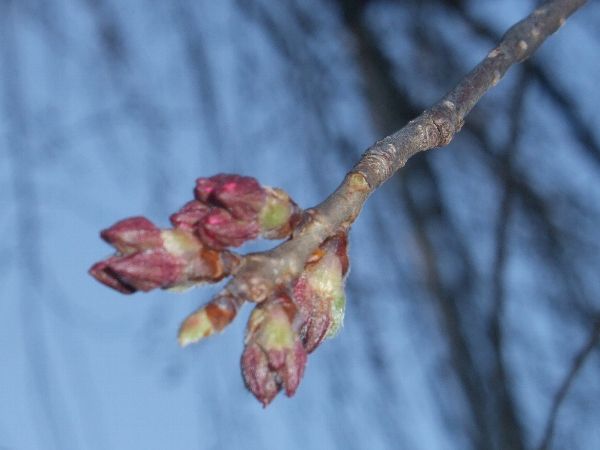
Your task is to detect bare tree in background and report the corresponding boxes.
[2,1,599,450]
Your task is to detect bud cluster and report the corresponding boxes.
[90,173,350,407]
[171,174,300,248]
[239,233,349,406]
[90,174,300,293]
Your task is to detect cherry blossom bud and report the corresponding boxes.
[178,293,242,347]
[293,233,349,353]
[195,208,260,249]
[169,201,210,231]
[90,221,239,293]
[186,174,301,248]
[101,248,182,292]
[89,257,137,294]
[195,174,265,220]
[241,343,279,407]
[241,294,307,406]
[100,216,163,254]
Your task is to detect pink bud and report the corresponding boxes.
[102,248,182,292]
[293,276,331,353]
[194,175,223,201]
[241,343,280,407]
[189,175,302,248]
[100,217,162,254]
[195,174,266,220]
[169,201,210,231]
[196,208,259,249]
[90,226,239,293]
[89,257,137,294]
[280,339,308,397]
[293,233,349,353]
[241,294,307,406]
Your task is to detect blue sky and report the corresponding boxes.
[1,1,599,449]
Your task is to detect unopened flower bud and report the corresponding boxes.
[90,220,239,293]
[293,233,349,353]
[100,216,163,254]
[241,344,279,407]
[101,248,182,292]
[167,174,265,250]
[89,257,137,294]
[186,174,302,248]
[195,208,260,249]
[178,293,242,347]
[195,174,266,220]
[169,201,210,231]
[241,294,307,406]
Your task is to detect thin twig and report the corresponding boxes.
[444,0,600,171]
[537,317,600,450]
[225,0,588,303]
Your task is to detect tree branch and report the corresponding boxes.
[89,0,590,408]
[537,317,600,450]
[226,0,587,302]
[443,0,600,171]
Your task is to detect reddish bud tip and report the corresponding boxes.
[169,201,210,231]
[241,344,280,407]
[89,258,137,294]
[241,294,307,406]
[91,225,240,294]
[293,233,349,352]
[104,248,182,292]
[293,277,331,353]
[281,340,308,396]
[195,174,266,220]
[196,208,260,249]
[100,217,162,254]
[191,175,301,248]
